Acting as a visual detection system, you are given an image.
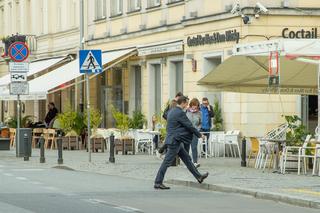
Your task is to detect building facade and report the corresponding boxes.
[1,0,320,136]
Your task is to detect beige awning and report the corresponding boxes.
[198,49,318,95]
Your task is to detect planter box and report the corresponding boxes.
[92,137,105,153]
[0,138,10,150]
[115,138,135,155]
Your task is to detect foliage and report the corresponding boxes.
[283,115,310,147]
[5,115,34,128]
[129,111,146,129]
[111,106,130,136]
[212,99,223,131]
[57,108,78,134]
[84,108,102,131]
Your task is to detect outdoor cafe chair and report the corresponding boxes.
[224,130,241,158]
[208,131,225,157]
[135,130,154,155]
[281,134,312,175]
[312,144,320,176]
[9,128,16,148]
[248,137,260,167]
[32,128,43,148]
[43,128,57,149]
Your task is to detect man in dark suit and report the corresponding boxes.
[154,96,209,190]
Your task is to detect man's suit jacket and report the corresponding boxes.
[165,106,202,146]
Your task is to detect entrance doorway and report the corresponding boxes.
[301,95,318,133]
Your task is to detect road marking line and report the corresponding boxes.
[3,173,13,176]
[285,189,320,196]
[84,199,143,212]
[43,186,59,191]
[16,177,28,181]
[114,206,143,212]
[11,169,45,172]
[29,181,43,185]
[0,165,4,168]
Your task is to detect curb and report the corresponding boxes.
[166,179,320,209]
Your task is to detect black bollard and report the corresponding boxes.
[241,137,247,167]
[39,136,45,163]
[23,133,29,161]
[57,134,63,164]
[109,133,115,163]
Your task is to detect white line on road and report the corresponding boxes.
[16,177,28,181]
[114,206,143,212]
[11,169,45,172]
[3,173,13,176]
[43,186,59,191]
[29,181,43,185]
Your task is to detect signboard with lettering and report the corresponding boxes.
[9,62,29,73]
[187,30,240,47]
[138,42,183,56]
[282,28,318,39]
[9,82,29,95]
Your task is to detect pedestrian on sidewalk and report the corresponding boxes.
[186,98,202,168]
[200,97,214,154]
[154,96,209,190]
[158,92,183,155]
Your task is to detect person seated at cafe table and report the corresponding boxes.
[44,102,58,128]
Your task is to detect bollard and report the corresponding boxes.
[57,134,63,164]
[39,136,45,163]
[23,133,29,161]
[241,137,247,167]
[109,133,115,163]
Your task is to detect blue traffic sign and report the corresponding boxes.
[79,50,102,74]
[8,42,29,62]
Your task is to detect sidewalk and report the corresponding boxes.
[1,149,320,208]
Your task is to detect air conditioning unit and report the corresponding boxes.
[181,16,186,21]
[281,0,289,8]
[190,11,198,18]
[159,20,167,26]
[139,24,146,30]
[225,4,233,12]
[120,28,127,34]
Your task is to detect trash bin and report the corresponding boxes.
[0,138,10,150]
[16,128,32,157]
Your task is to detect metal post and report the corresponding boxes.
[57,134,63,164]
[23,133,29,161]
[16,95,20,157]
[86,74,91,162]
[39,136,45,163]
[79,0,85,112]
[241,137,247,167]
[109,133,115,163]
[318,64,320,139]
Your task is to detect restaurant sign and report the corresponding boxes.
[187,29,240,47]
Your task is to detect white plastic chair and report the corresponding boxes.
[208,131,225,157]
[135,130,154,155]
[312,144,320,176]
[282,134,312,175]
[224,130,241,158]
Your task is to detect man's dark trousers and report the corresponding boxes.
[155,142,202,184]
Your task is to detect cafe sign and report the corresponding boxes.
[187,29,240,47]
[282,27,318,39]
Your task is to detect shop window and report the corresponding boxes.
[110,0,123,17]
[203,53,222,76]
[95,0,106,19]
[128,0,141,12]
[169,61,183,98]
[147,0,161,8]
[167,0,183,4]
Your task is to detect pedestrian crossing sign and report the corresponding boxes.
[79,50,102,73]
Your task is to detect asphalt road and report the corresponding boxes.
[0,160,319,213]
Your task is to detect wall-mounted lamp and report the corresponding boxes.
[192,59,197,72]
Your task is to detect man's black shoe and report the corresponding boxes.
[154,183,170,190]
[158,147,165,154]
[197,172,209,184]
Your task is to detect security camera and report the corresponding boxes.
[230,3,241,14]
[256,2,269,13]
[242,15,250,24]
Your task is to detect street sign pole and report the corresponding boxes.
[86,73,91,162]
[16,94,20,157]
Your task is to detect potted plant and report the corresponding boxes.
[212,99,223,131]
[129,111,146,129]
[284,115,309,148]
[5,115,34,128]
[111,106,130,137]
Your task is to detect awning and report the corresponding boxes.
[0,56,71,100]
[28,48,136,95]
[0,56,68,86]
[198,39,320,95]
